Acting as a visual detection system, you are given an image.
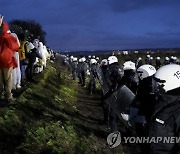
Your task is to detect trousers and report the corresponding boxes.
[0,67,13,99]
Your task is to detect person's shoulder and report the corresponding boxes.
[172,101,180,114]
[3,34,16,42]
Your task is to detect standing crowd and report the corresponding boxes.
[1,15,180,153]
[61,53,180,154]
[0,16,55,104]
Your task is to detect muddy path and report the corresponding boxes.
[55,54,139,154]
[72,82,125,154]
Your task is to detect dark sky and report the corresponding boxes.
[1,0,180,51]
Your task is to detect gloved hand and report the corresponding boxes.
[128,107,138,128]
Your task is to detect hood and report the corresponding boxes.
[27,42,35,50]
[38,42,44,50]
[2,22,9,35]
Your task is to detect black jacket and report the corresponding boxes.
[135,76,158,121]
[120,70,138,94]
[149,90,180,154]
[77,62,87,73]
[27,48,41,64]
[90,64,97,79]
[71,61,78,70]
[106,62,123,92]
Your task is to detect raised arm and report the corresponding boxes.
[0,15,4,26]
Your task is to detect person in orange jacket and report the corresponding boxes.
[0,15,19,102]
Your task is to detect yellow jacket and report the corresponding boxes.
[18,40,26,60]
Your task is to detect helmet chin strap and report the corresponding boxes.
[157,85,166,94]
[153,76,166,83]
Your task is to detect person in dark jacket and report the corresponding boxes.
[145,55,151,64]
[25,42,41,82]
[136,57,143,69]
[77,58,83,85]
[71,57,78,80]
[121,61,138,94]
[155,57,161,70]
[136,64,158,124]
[88,58,97,94]
[129,64,157,153]
[100,59,108,77]
[99,59,109,124]
[148,64,180,154]
[106,56,123,93]
[79,57,88,87]
[105,56,123,132]
[164,57,170,65]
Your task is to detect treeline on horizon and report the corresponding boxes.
[8,19,46,44]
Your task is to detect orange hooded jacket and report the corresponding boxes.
[0,22,19,68]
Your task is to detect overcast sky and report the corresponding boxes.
[1,0,180,51]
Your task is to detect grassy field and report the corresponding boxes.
[0,56,126,154]
[1,51,178,153]
[0,62,78,153]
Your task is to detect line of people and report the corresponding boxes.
[135,54,179,70]
[0,17,55,104]
[60,53,180,153]
[61,54,100,94]
[100,55,180,154]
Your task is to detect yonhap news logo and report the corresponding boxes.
[107,131,180,148]
[107,131,121,148]
[122,136,180,144]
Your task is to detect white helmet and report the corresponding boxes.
[137,64,156,80]
[165,57,169,61]
[81,57,86,62]
[73,57,77,62]
[100,59,108,66]
[170,56,174,59]
[90,58,97,64]
[108,56,118,65]
[123,61,136,70]
[88,55,91,59]
[96,57,99,60]
[156,57,160,60]
[79,58,82,62]
[147,55,150,58]
[173,56,177,60]
[92,55,95,58]
[138,57,142,60]
[154,64,180,92]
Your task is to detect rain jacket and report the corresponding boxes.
[18,40,27,60]
[120,69,138,94]
[149,90,180,154]
[106,62,123,92]
[0,22,19,68]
